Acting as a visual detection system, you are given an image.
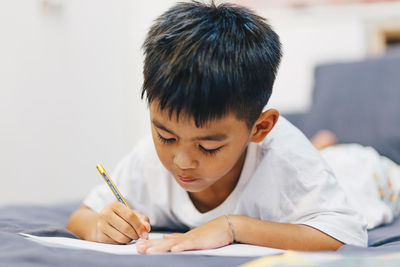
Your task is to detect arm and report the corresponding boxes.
[66,203,151,244]
[232,215,343,250]
[136,215,343,253]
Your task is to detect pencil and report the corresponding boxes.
[96,163,131,209]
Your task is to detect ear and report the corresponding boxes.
[249,109,279,143]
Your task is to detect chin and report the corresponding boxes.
[183,186,206,193]
[175,179,209,193]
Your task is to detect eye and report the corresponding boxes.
[199,145,222,155]
[157,133,176,144]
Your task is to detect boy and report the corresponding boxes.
[67,1,367,253]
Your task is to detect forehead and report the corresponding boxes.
[149,102,248,133]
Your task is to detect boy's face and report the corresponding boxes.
[149,103,252,193]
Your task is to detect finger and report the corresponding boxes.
[111,203,149,239]
[102,222,132,244]
[136,241,147,254]
[97,231,118,244]
[99,204,140,240]
[108,212,139,240]
[136,238,171,254]
[163,233,184,239]
[143,222,151,235]
[96,219,120,244]
[144,239,178,254]
[170,238,194,253]
[131,210,151,233]
[134,210,151,224]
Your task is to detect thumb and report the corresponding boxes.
[133,210,151,232]
[143,221,151,232]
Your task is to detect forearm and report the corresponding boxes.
[229,215,343,251]
[66,205,99,241]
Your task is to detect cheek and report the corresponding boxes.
[157,146,169,161]
[200,159,228,176]
[200,147,244,177]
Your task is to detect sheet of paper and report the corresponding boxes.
[20,232,284,257]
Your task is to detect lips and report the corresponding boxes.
[177,175,197,183]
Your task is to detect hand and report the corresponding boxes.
[96,202,150,244]
[136,216,233,254]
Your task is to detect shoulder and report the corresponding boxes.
[240,116,339,213]
[239,115,333,203]
[130,135,158,162]
[259,116,313,153]
[112,135,166,184]
[122,135,160,168]
[256,116,328,175]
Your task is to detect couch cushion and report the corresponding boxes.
[303,54,400,164]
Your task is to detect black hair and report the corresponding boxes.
[142,1,282,128]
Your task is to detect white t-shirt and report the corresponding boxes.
[83,116,368,247]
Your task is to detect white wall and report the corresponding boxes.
[0,0,174,205]
[261,2,400,111]
[1,0,399,206]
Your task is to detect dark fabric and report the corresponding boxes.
[338,214,400,254]
[2,203,400,267]
[0,203,253,267]
[284,53,400,164]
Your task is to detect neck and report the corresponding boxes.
[188,148,247,213]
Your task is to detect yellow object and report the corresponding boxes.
[96,164,131,209]
[241,250,342,267]
[241,250,400,267]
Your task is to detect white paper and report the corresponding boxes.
[20,232,284,257]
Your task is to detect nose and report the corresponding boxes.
[173,150,197,170]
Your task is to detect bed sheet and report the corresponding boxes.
[1,202,400,267]
[0,202,253,267]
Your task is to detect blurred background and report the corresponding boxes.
[1,0,400,206]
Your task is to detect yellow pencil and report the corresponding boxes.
[96,164,131,209]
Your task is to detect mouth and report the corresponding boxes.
[177,175,197,183]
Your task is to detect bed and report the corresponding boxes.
[0,202,255,267]
[1,202,400,267]
[2,53,400,266]
[283,51,400,256]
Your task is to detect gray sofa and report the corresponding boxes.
[284,52,400,164]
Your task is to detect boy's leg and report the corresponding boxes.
[379,155,400,218]
[320,144,400,229]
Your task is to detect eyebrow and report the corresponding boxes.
[152,120,228,141]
